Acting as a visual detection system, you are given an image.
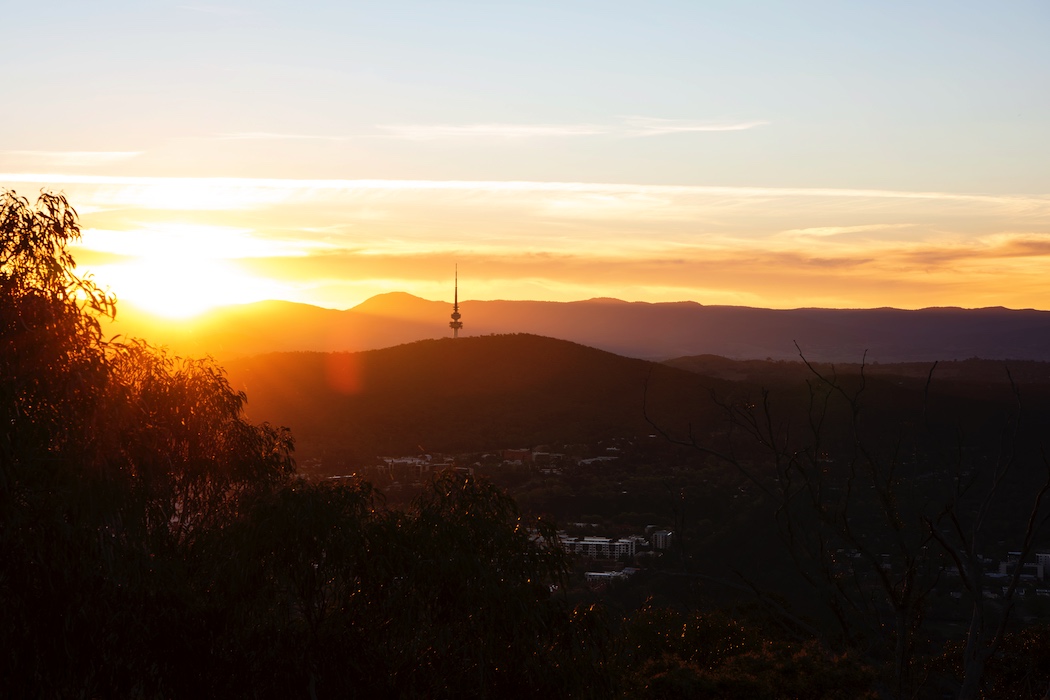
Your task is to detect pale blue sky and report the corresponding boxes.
[5,1,1047,189]
[2,1,1049,314]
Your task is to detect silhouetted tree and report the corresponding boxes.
[0,190,294,696]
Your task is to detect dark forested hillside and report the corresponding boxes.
[223,334,730,466]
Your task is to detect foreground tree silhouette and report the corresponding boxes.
[198,474,613,699]
[0,190,612,698]
[0,189,297,694]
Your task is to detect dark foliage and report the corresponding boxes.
[651,348,1050,699]
[619,604,876,699]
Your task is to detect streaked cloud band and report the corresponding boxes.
[3,172,1043,207]
[376,117,768,140]
[4,171,1049,312]
[3,152,141,167]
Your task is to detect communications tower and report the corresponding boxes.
[449,266,463,338]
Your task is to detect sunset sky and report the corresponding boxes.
[3,1,1049,317]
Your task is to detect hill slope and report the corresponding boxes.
[222,334,728,468]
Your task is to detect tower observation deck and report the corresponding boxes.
[449,266,463,338]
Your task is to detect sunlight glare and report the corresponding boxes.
[77,224,291,319]
[100,258,282,319]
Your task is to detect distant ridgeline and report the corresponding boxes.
[107,293,1050,363]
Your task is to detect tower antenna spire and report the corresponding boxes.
[449,265,463,338]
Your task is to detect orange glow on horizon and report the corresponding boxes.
[74,223,293,320]
[17,173,1049,315]
[98,258,280,320]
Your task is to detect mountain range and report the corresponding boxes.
[108,293,1050,363]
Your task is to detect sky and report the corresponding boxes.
[2,1,1049,317]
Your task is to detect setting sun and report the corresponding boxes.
[100,257,280,319]
[76,223,290,319]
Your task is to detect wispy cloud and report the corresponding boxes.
[620,117,769,136]
[4,151,141,167]
[213,132,348,142]
[981,233,1050,258]
[75,223,336,263]
[3,175,1047,226]
[198,118,768,143]
[376,117,768,141]
[376,123,609,140]
[896,233,1050,267]
[177,4,250,16]
[3,174,1046,211]
[781,224,916,238]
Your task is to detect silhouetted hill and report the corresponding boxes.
[352,291,449,320]
[108,295,1050,363]
[222,334,728,468]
